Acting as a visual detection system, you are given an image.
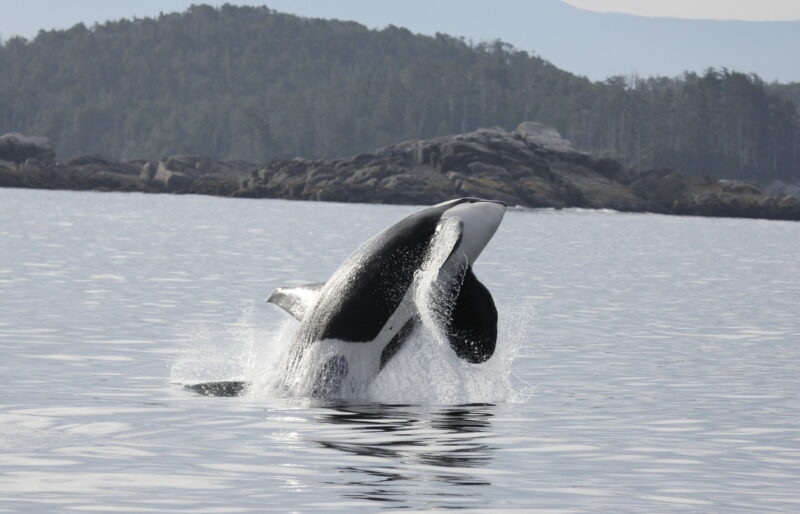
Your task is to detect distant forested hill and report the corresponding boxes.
[1,4,798,182]
[770,83,800,113]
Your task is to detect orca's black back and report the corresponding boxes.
[310,206,447,343]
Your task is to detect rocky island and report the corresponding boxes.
[2,124,799,221]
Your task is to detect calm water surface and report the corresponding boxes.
[1,189,799,512]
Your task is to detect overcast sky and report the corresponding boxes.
[561,0,800,21]
[1,0,800,41]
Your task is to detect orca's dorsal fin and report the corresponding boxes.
[267,282,325,320]
[444,266,497,363]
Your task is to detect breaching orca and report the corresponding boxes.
[186,197,505,398]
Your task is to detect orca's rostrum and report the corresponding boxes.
[186,197,506,398]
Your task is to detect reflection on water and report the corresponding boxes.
[311,403,495,507]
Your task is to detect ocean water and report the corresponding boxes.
[1,188,799,512]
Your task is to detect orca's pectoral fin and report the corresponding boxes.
[267,282,325,320]
[184,381,250,397]
[445,267,497,364]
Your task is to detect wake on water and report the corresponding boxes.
[171,219,535,404]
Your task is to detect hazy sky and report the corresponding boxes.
[2,0,800,41]
[561,0,800,21]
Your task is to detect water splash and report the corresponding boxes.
[172,300,534,404]
[172,219,535,404]
[170,302,261,385]
[369,300,535,404]
[415,216,465,345]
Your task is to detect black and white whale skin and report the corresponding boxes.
[268,197,506,397]
[184,197,506,398]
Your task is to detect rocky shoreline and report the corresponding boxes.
[2,124,799,221]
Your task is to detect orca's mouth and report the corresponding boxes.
[460,197,507,208]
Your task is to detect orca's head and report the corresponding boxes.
[437,197,507,264]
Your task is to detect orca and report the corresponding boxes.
[186,197,506,398]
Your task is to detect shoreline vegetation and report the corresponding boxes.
[1,4,798,186]
[2,123,799,221]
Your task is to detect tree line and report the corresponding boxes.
[1,4,798,182]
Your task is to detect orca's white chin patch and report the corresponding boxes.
[442,200,506,264]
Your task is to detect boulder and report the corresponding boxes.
[139,161,158,182]
[143,155,255,192]
[191,173,243,196]
[629,168,689,207]
[63,155,148,191]
[153,161,195,191]
[763,180,800,198]
[514,122,585,154]
[0,158,69,189]
[0,133,55,164]
[63,154,141,176]
[718,179,761,195]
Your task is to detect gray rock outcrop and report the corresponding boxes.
[514,122,585,154]
[0,133,55,164]
[764,180,800,199]
[1,124,799,221]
